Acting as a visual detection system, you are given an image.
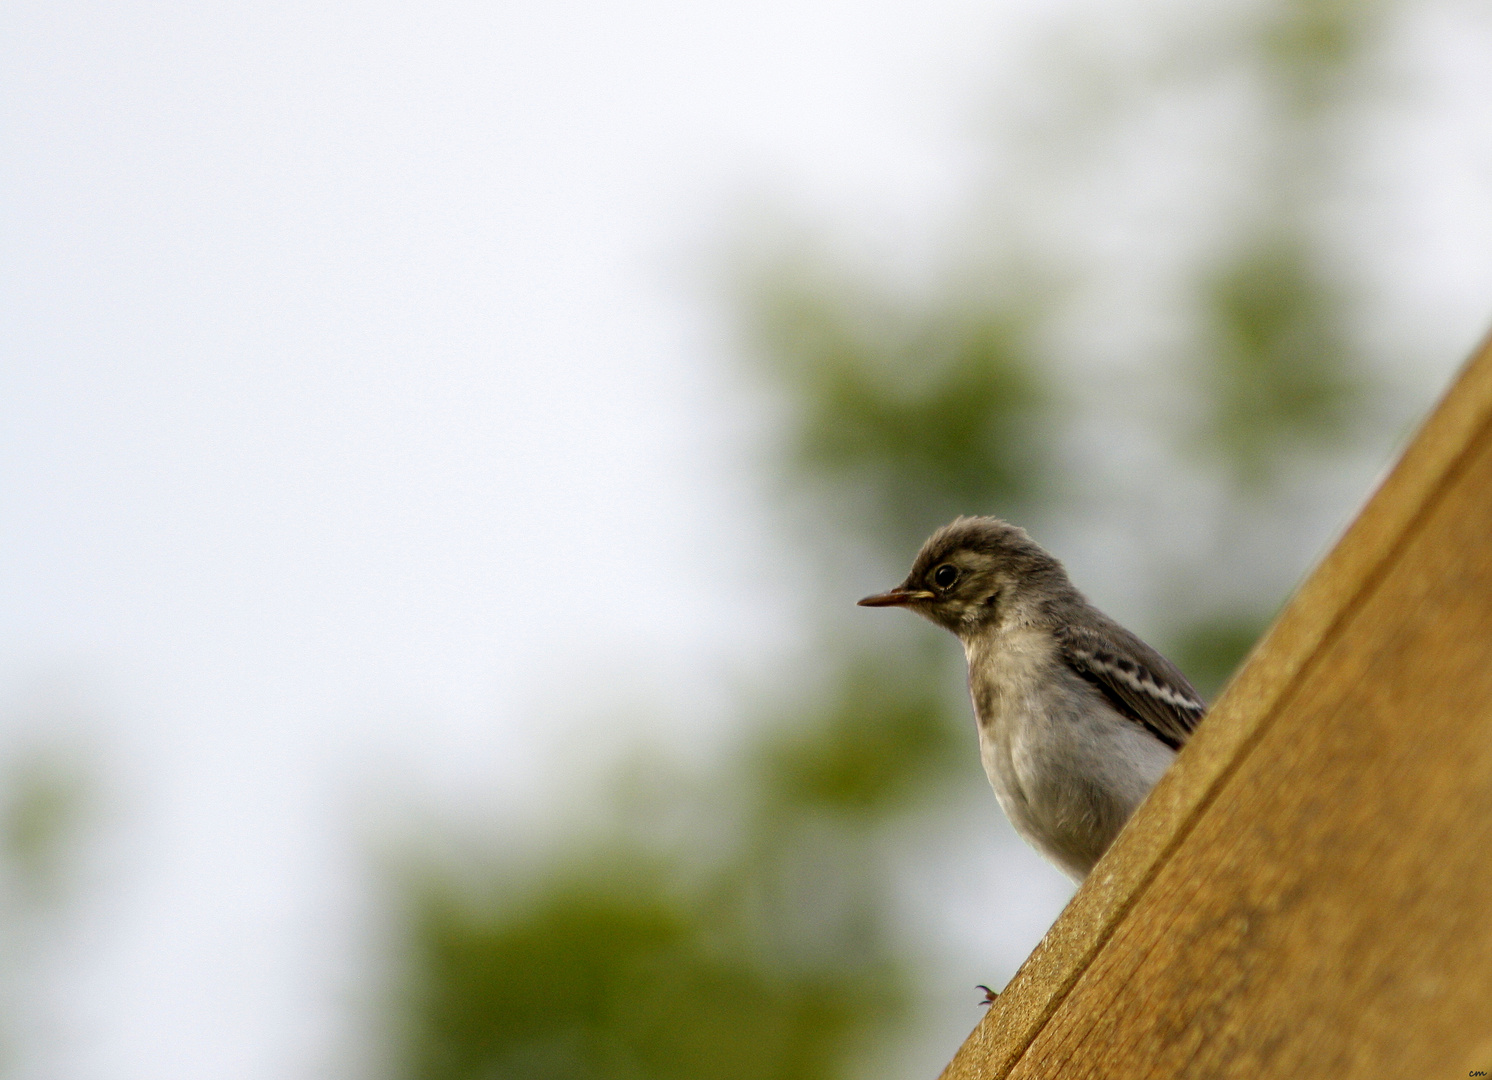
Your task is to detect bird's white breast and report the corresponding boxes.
[961,621,1174,881]
[963,624,1056,815]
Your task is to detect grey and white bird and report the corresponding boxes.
[859,516,1206,884]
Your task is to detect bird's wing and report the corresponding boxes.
[1055,621,1207,751]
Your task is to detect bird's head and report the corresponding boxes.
[857,516,1074,637]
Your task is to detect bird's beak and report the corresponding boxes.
[857,588,935,607]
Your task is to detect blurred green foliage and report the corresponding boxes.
[400,854,898,1080]
[755,649,962,816]
[1,756,89,907]
[383,1,1424,1077]
[1194,239,1364,485]
[392,647,951,1080]
[1257,0,1387,106]
[0,744,93,1077]
[751,273,1053,551]
[1170,613,1274,700]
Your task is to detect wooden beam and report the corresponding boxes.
[940,332,1492,1080]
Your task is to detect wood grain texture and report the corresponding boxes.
[939,332,1492,1080]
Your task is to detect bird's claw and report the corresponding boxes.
[976,984,998,1006]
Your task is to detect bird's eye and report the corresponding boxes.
[933,564,959,589]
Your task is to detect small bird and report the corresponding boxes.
[859,516,1206,885]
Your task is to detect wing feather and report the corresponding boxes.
[1055,620,1207,751]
